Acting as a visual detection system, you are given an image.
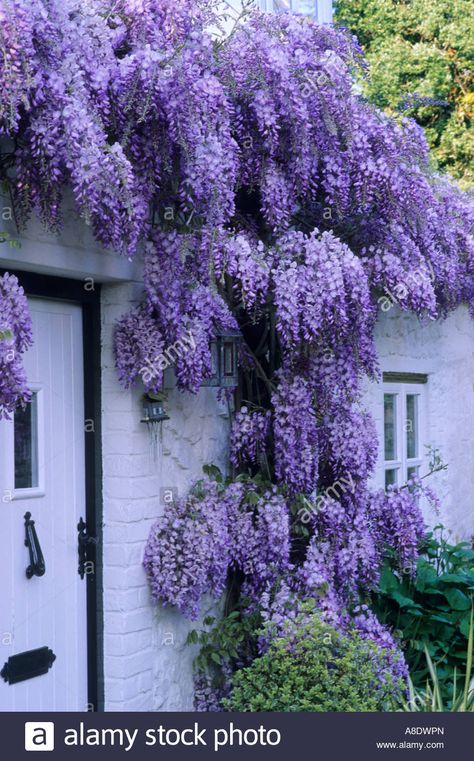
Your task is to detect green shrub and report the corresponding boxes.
[224,613,405,712]
[374,527,474,706]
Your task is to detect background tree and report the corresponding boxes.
[335,0,474,187]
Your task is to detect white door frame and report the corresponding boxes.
[0,269,103,712]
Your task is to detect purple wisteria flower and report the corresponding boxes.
[143,478,290,620]
[0,273,32,418]
[230,407,271,468]
[272,372,319,494]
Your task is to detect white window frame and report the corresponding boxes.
[7,385,46,500]
[383,382,426,489]
[259,1,333,23]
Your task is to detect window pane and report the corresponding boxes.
[406,394,418,459]
[223,342,234,377]
[14,393,39,489]
[384,394,397,460]
[271,0,317,18]
[210,341,219,376]
[407,465,419,481]
[385,468,398,489]
[297,0,317,15]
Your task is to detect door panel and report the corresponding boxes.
[0,297,88,711]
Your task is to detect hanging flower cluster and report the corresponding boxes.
[369,481,435,574]
[271,372,320,494]
[272,231,375,355]
[144,477,290,620]
[222,233,271,314]
[0,273,32,419]
[115,304,165,393]
[115,229,239,393]
[301,484,429,602]
[229,407,271,468]
[319,406,378,485]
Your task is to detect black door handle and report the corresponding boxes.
[24,512,46,579]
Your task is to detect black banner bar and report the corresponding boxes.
[2,712,473,759]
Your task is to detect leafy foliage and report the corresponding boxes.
[187,607,261,711]
[404,607,474,712]
[335,0,474,186]
[188,610,260,674]
[224,609,406,712]
[374,527,474,705]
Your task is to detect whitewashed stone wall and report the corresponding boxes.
[101,283,231,711]
[363,305,474,543]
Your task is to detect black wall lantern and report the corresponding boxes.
[141,391,170,423]
[141,391,169,461]
[202,329,241,388]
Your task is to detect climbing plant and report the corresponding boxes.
[0,272,32,418]
[0,0,473,709]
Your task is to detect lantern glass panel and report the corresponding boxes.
[142,396,169,422]
[201,339,220,387]
[211,342,219,372]
[223,341,235,377]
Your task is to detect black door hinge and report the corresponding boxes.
[77,517,97,580]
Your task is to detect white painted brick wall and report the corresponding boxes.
[363,304,474,543]
[101,283,231,711]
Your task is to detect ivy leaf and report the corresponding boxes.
[244,491,260,506]
[187,630,199,645]
[391,591,422,609]
[443,589,472,611]
[460,614,472,638]
[438,573,472,584]
[415,564,439,591]
[202,464,223,483]
[430,614,454,625]
[378,565,399,594]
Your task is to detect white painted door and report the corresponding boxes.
[0,297,88,711]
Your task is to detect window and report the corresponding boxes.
[14,392,39,489]
[383,378,426,489]
[11,386,44,497]
[260,0,318,19]
[259,0,333,24]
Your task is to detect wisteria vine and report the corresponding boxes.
[0,273,32,418]
[0,0,473,711]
